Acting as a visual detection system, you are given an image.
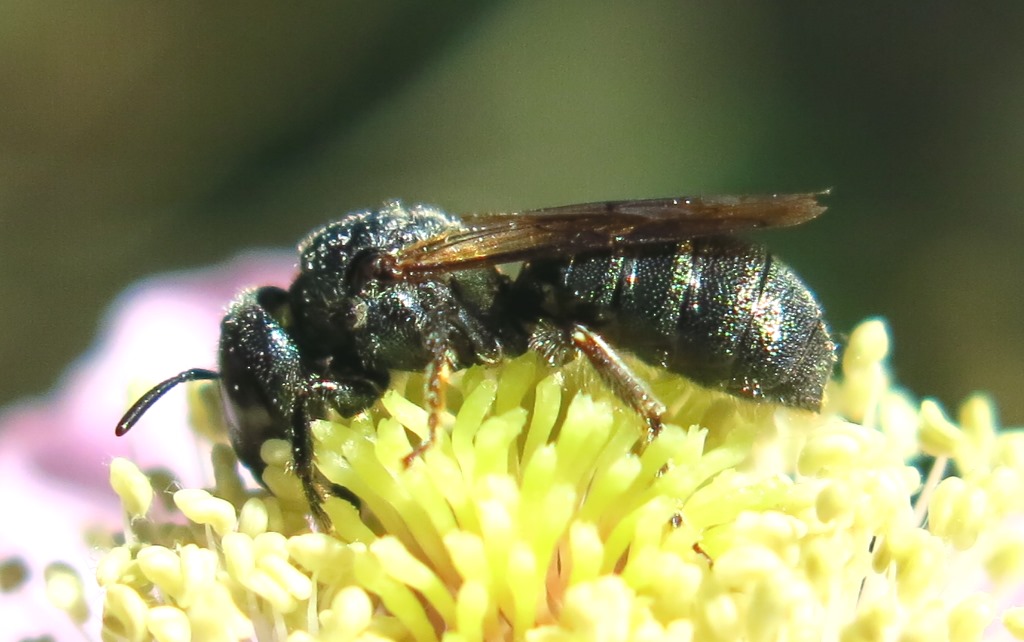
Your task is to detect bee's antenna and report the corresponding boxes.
[115,368,219,436]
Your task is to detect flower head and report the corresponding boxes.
[89,317,1024,641]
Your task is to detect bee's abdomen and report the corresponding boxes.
[522,237,834,409]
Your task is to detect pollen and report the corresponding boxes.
[109,457,154,520]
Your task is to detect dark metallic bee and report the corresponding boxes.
[116,193,834,530]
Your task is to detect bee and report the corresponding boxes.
[116,193,834,530]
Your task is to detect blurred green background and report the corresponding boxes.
[2,3,1022,422]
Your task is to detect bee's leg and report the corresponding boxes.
[403,347,453,467]
[570,323,666,443]
[528,319,578,367]
[294,376,386,530]
[289,399,334,531]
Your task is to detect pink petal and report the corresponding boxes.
[0,251,293,639]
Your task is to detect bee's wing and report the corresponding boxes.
[394,192,828,273]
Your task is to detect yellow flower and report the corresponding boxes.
[73,320,1024,640]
